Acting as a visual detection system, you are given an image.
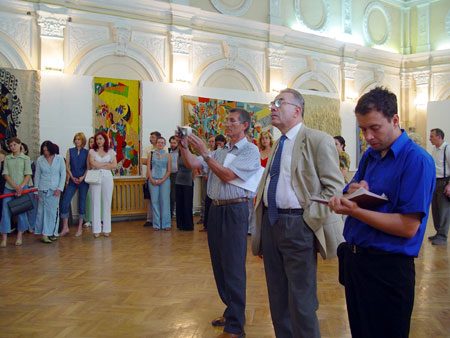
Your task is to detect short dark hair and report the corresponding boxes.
[93,131,110,152]
[229,108,251,132]
[40,140,58,156]
[355,87,397,121]
[151,131,161,138]
[280,88,305,117]
[215,134,226,143]
[7,137,21,146]
[169,136,176,143]
[21,142,29,154]
[431,128,444,139]
[334,136,346,151]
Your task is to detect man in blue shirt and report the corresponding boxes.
[329,87,435,338]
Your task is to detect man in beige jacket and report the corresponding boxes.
[251,88,344,338]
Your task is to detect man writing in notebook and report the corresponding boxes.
[329,87,435,338]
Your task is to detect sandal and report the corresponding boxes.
[41,238,52,244]
[103,233,110,237]
[0,240,6,248]
[15,239,22,246]
[93,233,100,238]
[75,231,82,237]
[49,236,58,241]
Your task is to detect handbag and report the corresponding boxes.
[8,193,34,216]
[85,170,102,185]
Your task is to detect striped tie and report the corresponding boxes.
[267,135,287,225]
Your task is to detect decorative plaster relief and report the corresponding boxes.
[433,72,450,100]
[210,0,252,17]
[343,62,357,80]
[446,9,450,37]
[67,22,109,66]
[320,63,340,90]
[294,0,330,33]
[238,48,264,83]
[132,31,167,71]
[112,22,131,56]
[0,13,33,60]
[283,56,308,86]
[342,0,352,34]
[354,69,375,93]
[400,72,412,89]
[416,4,430,52]
[267,48,284,69]
[362,2,391,46]
[37,12,67,38]
[374,67,385,83]
[413,70,430,87]
[170,31,192,55]
[192,42,222,74]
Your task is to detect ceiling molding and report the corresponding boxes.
[380,0,440,9]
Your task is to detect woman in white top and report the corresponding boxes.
[88,132,117,237]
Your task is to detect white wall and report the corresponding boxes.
[39,74,359,170]
[427,100,450,153]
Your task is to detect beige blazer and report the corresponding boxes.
[251,125,345,259]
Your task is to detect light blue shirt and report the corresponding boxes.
[34,155,66,192]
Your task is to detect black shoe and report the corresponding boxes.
[143,221,153,227]
[428,234,438,240]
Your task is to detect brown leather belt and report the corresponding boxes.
[212,197,249,206]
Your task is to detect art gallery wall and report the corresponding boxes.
[427,100,450,154]
[39,73,358,171]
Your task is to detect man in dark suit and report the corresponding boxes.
[252,88,344,338]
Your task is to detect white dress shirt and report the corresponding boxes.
[432,141,450,178]
[264,122,303,209]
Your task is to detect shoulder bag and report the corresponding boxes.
[8,193,34,216]
[85,170,102,185]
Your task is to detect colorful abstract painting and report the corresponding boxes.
[182,96,272,143]
[94,77,140,176]
[0,68,40,159]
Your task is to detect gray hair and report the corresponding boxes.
[280,88,305,117]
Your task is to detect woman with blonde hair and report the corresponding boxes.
[257,131,274,167]
[59,132,89,237]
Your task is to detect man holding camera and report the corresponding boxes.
[178,108,260,338]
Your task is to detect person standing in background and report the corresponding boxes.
[334,136,351,183]
[428,128,450,245]
[21,142,37,233]
[34,140,66,244]
[148,136,171,231]
[59,132,89,237]
[142,131,161,227]
[257,131,273,168]
[0,137,32,247]
[89,132,117,237]
[168,136,179,218]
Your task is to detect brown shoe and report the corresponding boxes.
[211,316,226,327]
[216,332,245,338]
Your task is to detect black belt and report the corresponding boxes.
[437,177,449,181]
[348,243,391,255]
[212,197,248,206]
[277,208,303,215]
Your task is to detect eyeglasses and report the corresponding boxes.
[269,98,298,109]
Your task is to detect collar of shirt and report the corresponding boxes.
[284,122,303,141]
[367,129,408,161]
[436,141,448,150]
[225,136,248,150]
[8,153,29,160]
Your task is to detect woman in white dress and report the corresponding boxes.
[88,132,117,237]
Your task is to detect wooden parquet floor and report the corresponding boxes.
[0,217,449,338]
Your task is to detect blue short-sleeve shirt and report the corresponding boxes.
[343,130,436,257]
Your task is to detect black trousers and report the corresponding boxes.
[340,243,415,338]
[175,184,193,230]
[208,201,248,335]
[203,196,212,229]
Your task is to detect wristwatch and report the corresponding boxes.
[203,153,212,162]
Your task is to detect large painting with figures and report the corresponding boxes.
[181,95,272,143]
[0,68,40,159]
[93,77,141,176]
